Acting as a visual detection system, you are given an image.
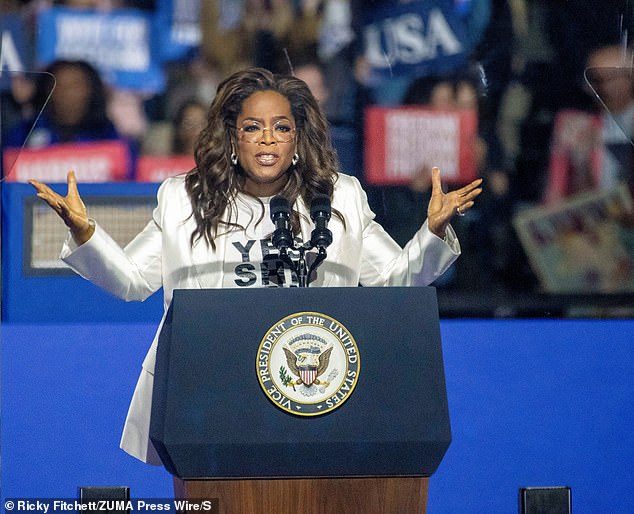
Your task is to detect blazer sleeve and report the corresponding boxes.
[347,176,460,287]
[60,182,168,302]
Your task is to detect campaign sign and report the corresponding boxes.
[364,106,478,185]
[513,185,634,293]
[36,7,164,93]
[155,0,201,62]
[3,141,131,182]
[136,155,195,182]
[360,0,477,81]
[0,14,32,90]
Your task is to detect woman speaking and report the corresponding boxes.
[29,67,482,465]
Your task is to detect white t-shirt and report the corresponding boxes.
[222,194,310,288]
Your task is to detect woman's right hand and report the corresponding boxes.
[29,170,95,245]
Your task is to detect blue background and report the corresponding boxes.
[2,319,633,512]
[2,183,633,512]
[2,183,163,323]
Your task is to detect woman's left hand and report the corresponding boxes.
[427,167,483,239]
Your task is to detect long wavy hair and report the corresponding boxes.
[184,67,342,248]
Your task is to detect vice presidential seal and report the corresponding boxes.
[256,312,360,416]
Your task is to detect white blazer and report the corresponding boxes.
[61,173,460,464]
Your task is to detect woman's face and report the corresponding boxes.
[586,47,634,113]
[235,90,297,197]
[51,65,91,127]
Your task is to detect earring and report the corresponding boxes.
[292,153,299,166]
[230,152,238,166]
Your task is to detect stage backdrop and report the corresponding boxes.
[2,319,633,513]
[1,182,164,323]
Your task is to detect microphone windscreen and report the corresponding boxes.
[270,195,291,216]
[310,194,331,219]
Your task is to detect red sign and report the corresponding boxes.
[364,106,478,185]
[3,141,130,182]
[136,155,195,182]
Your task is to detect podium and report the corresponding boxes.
[150,287,451,513]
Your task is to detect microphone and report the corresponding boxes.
[270,195,293,250]
[310,194,333,249]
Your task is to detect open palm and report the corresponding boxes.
[427,167,483,239]
[29,170,94,244]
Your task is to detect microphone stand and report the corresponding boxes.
[289,241,327,288]
[270,195,331,287]
[297,245,310,288]
[307,247,327,283]
[277,246,295,276]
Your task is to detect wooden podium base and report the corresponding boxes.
[173,476,428,514]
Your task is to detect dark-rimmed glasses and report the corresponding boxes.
[237,121,296,143]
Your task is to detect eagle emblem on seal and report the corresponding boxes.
[257,311,360,415]
[282,334,333,388]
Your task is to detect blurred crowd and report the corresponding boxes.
[2,0,634,295]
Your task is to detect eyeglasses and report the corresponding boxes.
[237,121,296,143]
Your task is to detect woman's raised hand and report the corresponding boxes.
[29,170,94,245]
[427,167,483,239]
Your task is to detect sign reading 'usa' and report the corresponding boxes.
[361,0,488,81]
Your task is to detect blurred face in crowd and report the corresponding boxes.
[586,46,634,113]
[235,90,297,197]
[427,80,478,111]
[107,89,147,139]
[429,82,454,109]
[62,0,116,8]
[176,102,207,155]
[51,64,91,127]
[294,64,329,106]
[455,81,478,111]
